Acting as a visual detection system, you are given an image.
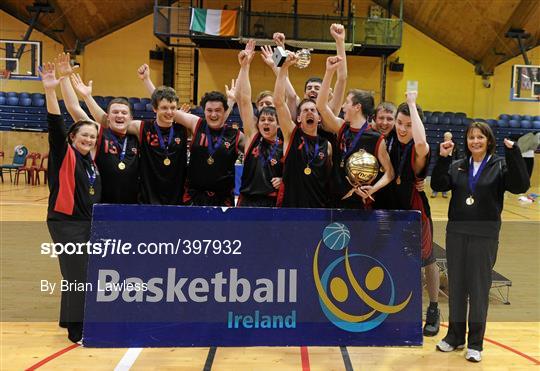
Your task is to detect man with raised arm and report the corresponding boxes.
[274,53,332,208]
[316,56,394,208]
[235,40,283,207]
[72,70,187,205]
[138,65,245,206]
[56,53,140,204]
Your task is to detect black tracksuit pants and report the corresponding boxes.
[443,231,498,351]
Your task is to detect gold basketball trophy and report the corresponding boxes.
[342,149,379,200]
[272,47,312,69]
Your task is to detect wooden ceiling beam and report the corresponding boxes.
[478,0,539,74]
[46,0,80,53]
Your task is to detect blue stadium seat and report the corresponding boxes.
[497,120,508,127]
[455,112,466,118]
[427,115,439,125]
[133,102,146,111]
[140,98,151,105]
[462,118,473,126]
[499,114,510,121]
[94,96,106,108]
[532,121,540,129]
[145,103,153,112]
[508,119,520,128]
[31,93,43,100]
[7,97,19,106]
[128,97,140,105]
[0,91,5,97]
[0,96,5,105]
[6,92,18,98]
[534,115,540,121]
[486,119,497,127]
[521,115,532,121]
[31,98,45,107]
[473,118,487,123]
[443,112,455,118]
[440,116,451,125]
[510,114,521,121]
[450,116,462,126]
[520,120,532,129]
[19,92,30,99]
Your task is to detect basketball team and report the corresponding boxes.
[39,24,529,362]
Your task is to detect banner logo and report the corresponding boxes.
[313,222,412,332]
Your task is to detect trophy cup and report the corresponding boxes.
[272,46,312,69]
[342,149,379,200]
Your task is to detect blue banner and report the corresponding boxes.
[83,205,422,347]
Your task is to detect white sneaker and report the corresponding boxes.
[465,348,482,362]
[436,340,465,352]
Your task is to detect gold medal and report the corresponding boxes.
[89,186,95,196]
[466,196,474,206]
[396,176,401,185]
[207,156,214,165]
[304,167,312,175]
[118,162,126,170]
[163,158,171,166]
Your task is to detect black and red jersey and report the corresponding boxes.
[95,127,139,204]
[47,113,101,220]
[139,120,187,205]
[279,126,331,208]
[240,132,283,199]
[186,119,240,194]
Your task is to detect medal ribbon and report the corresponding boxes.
[74,150,97,190]
[153,122,174,157]
[397,141,414,181]
[468,155,489,196]
[108,129,127,163]
[340,122,368,166]
[258,137,279,164]
[387,135,394,152]
[302,135,320,169]
[205,123,227,158]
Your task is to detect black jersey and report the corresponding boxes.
[95,127,139,204]
[186,119,240,195]
[139,120,188,205]
[373,130,395,210]
[333,123,383,209]
[240,132,283,198]
[279,126,331,208]
[47,113,101,221]
[389,138,433,261]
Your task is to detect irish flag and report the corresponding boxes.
[190,8,237,37]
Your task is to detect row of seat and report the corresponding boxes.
[499,114,540,121]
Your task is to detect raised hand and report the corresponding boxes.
[326,55,343,72]
[503,138,514,149]
[282,52,298,69]
[70,73,93,97]
[260,45,275,68]
[238,41,255,67]
[439,140,455,157]
[55,52,78,77]
[406,90,418,105]
[330,23,345,42]
[39,62,62,90]
[137,64,150,80]
[273,32,285,47]
[225,79,237,103]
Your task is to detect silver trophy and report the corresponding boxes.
[272,46,312,69]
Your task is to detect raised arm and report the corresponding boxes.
[70,73,106,126]
[235,40,257,141]
[224,78,236,122]
[274,53,298,143]
[40,62,61,115]
[431,140,455,192]
[503,138,530,194]
[328,24,347,116]
[407,91,430,173]
[316,56,344,134]
[137,64,156,95]
[55,53,91,122]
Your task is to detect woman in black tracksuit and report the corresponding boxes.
[431,121,529,362]
[41,62,101,343]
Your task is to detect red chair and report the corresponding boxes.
[33,153,49,185]
[14,152,40,185]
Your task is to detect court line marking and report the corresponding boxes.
[300,346,310,371]
[113,347,143,371]
[340,346,354,371]
[203,346,217,371]
[24,343,80,370]
[439,323,540,365]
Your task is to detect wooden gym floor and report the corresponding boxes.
[0,179,538,370]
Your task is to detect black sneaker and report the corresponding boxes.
[423,307,440,336]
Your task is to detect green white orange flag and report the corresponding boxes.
[190,8,237,37]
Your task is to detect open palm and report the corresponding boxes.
[39,63,62,90]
